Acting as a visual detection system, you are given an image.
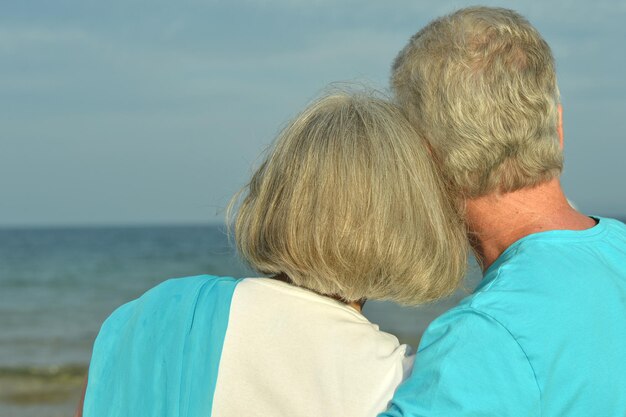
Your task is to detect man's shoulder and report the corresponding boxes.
[599,216,626,238]
[418,300,516,354]
[420,214,626,358]
[476,216,626,294]
[403,300,541,416]
[500,216,626,260]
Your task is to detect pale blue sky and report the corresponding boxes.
[1,0,625,226]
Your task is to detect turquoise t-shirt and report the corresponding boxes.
[381,217,626,417]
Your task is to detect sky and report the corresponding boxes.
[1,0,625,227]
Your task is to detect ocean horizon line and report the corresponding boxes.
[1,214,624,232]
[0,221,227,232]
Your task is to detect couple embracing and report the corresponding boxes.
[80,7,626,417]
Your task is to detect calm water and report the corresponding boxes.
[0,224,482,416]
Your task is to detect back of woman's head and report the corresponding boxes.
[231,92,467,305]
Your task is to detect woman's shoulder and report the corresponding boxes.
[86,275,242,415]
[143,274,241,301]
[100,275,241,335]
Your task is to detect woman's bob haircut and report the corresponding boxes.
[229,91,467,305]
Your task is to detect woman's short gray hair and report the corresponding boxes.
[229,91,467,305]
[392,6,563,198]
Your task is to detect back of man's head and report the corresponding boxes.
[392,6,563,198]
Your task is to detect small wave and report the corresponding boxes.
[0,364,87,379]
[0,364,87,405]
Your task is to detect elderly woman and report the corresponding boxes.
[78,92,467,417]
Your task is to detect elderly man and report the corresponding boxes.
[380,6,626,417]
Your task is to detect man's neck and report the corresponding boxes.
[465,178,596,271]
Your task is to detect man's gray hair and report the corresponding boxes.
[392,6,563,198]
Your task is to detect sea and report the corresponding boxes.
[0,224,483,417]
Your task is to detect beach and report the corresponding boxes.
[0,225,481,417]
[0,365,85,417]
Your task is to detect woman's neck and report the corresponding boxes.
[271,273,364,313]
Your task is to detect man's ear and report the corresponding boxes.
[557,104,564,149]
